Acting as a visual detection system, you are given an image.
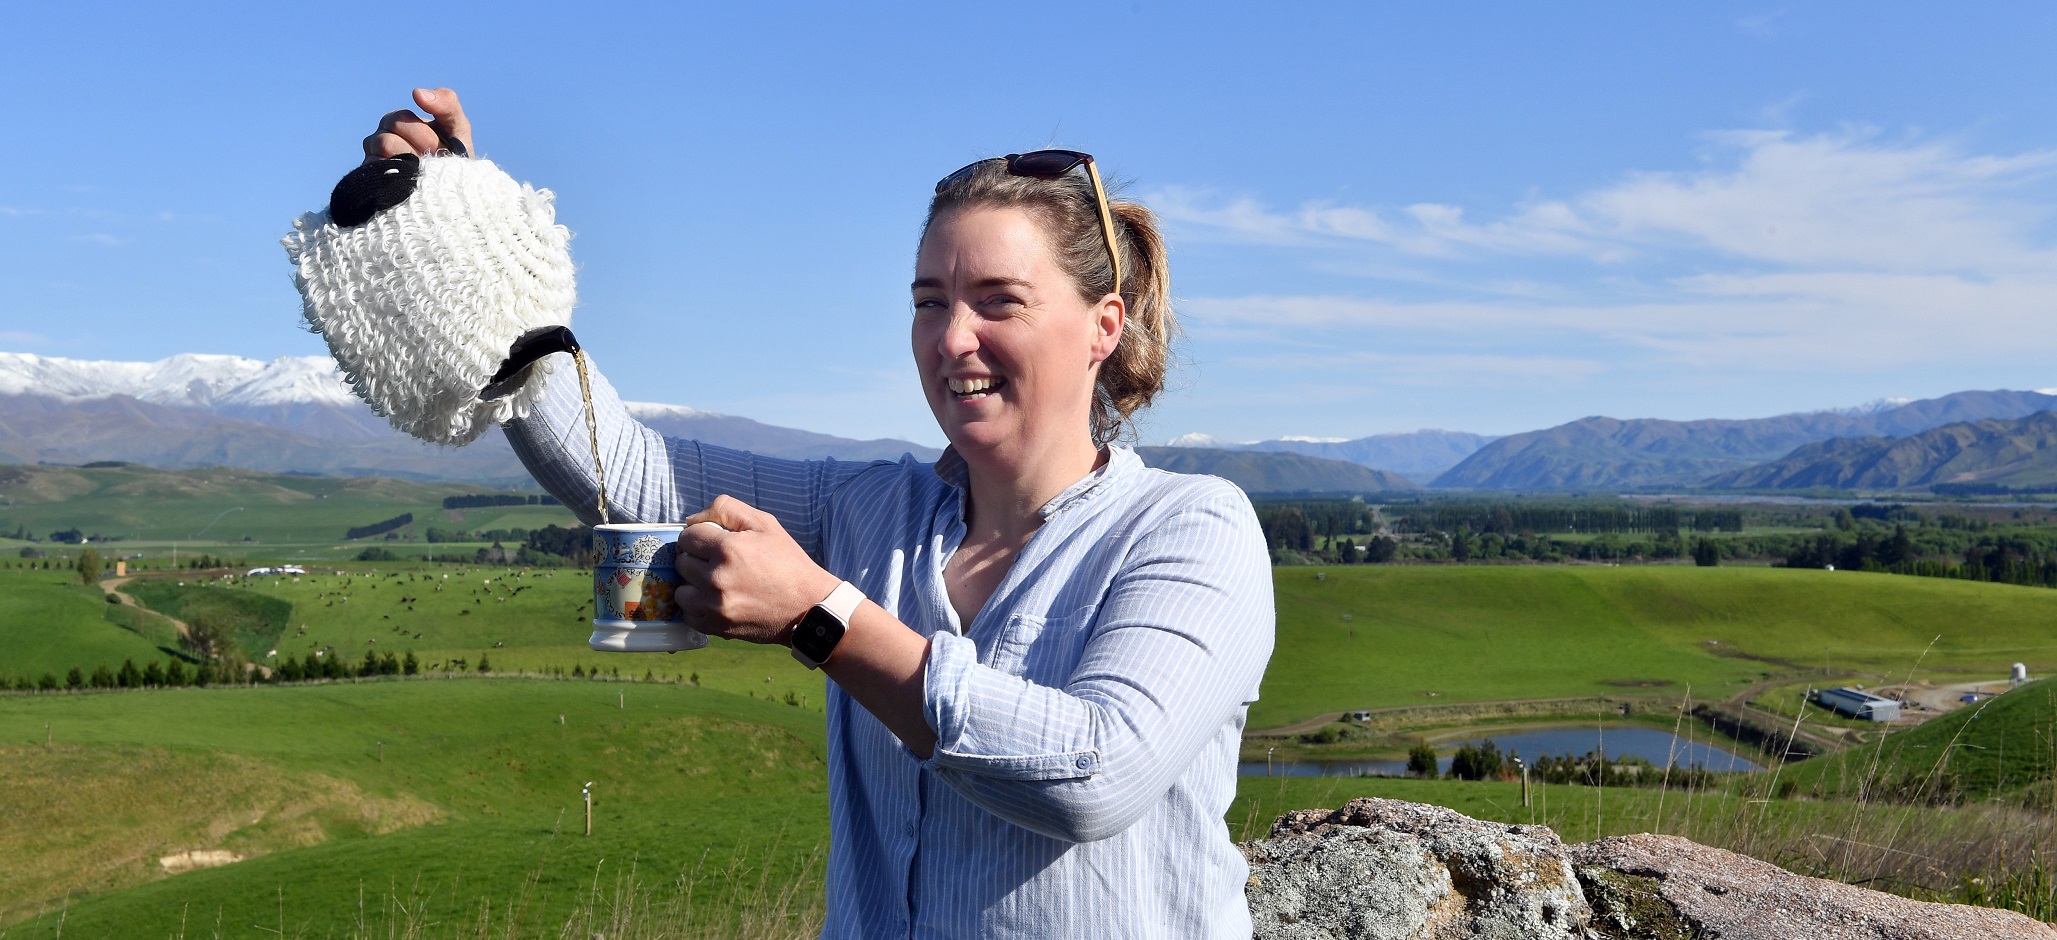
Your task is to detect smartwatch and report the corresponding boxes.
[791,581,864,669]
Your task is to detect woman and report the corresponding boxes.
[367,88,1274,938]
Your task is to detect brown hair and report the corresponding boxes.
[923,159,1176,446]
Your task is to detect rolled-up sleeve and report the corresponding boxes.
[920,484,1275,842]
[502,353,873,560]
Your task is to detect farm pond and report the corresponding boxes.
[1241,725,1764,777]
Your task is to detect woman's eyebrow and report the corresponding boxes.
[909,276,1035,291]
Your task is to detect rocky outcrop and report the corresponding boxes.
[1241,798,2056,940]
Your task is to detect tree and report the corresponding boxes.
[1406,740,1439,778]
[361,649,380,678]
[142,660,165,687]
[38,672,58,691]
[402,650,419,676]
[1692,537,1720,567]
[116,659,142,688]
[1883,524,1915,566]
[477,654,492,674]
[182,619,233,663]
[76,548,103,584]
[1446,740,1504,781]
[379,652,400,676]
[66,666,84,690]
[90,664,116,689]
[165,659,188,687]
[277,657,304,682]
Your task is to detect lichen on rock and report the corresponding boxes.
[1240,798,2057,940]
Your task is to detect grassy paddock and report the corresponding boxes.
[0,570,169,679]
[1262,565,2057,727]
[0,679,829,937]
[0,462,576,563]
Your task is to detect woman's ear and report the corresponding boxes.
[1089,294,1125,364]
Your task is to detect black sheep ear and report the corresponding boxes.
[329,153,421,227]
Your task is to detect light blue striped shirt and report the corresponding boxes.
[506,358,1275,938]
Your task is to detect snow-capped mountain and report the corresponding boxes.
[0,351,938,480]
[1824,396,1915,417]
[0,352,357,409]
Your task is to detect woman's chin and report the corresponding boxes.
[941,420,1015,457]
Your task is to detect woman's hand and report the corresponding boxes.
[673,495,842,646]
[363,87,475,163]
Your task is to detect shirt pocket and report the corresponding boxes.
[988,604,1099,679]
[985,612,1047,674]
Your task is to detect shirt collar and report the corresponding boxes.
[933,444,1141,522]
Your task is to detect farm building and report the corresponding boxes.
[1813,687,1901,722]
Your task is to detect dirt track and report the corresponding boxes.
[98,577,191,642]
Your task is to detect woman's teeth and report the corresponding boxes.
[948,377,1000,398]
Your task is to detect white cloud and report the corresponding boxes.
[1153,126,2057,438]
[1158,129,2057,274]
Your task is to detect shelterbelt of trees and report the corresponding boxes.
[1254,497,2057,590]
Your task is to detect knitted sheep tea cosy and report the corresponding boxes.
[282,150,579,446]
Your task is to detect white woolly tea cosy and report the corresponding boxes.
[282,153,577,446]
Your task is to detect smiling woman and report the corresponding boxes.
[304,88,1276,939]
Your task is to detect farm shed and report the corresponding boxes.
[1813,687,1901,722]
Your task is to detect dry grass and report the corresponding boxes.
[0,745,440,925]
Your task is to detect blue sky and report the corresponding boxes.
[4,2,2057,447]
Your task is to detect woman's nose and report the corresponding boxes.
[937,307,980,358]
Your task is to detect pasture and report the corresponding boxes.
[0,678,830,938]
[0,570,169,679]
[1262,565,2057,728]
[9,528,2057,931]
[0,462,576,563]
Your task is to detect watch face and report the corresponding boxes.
[794,606,846,664]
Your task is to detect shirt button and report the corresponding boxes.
[1075,756,1091,770]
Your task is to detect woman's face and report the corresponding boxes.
[912,206,1123,465]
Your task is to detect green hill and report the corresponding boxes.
[1261,565,2057,728]
[21,561,2057,734]
[0,679,829,936]
[0,571,171,679]
[0,462,575,561]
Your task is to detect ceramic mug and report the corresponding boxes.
[589,523,708,652]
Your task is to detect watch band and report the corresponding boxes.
[791,581,864,669]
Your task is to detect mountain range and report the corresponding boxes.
[1703,411,2057,491]
[7,352,2056,495]
[1429,390,2057,490]
[0,353,1394,495]
[1164,430,1495,483]
[0,353,940,486]
[1133,447,1417,494]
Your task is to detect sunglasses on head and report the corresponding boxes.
[935,150,1123,296]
